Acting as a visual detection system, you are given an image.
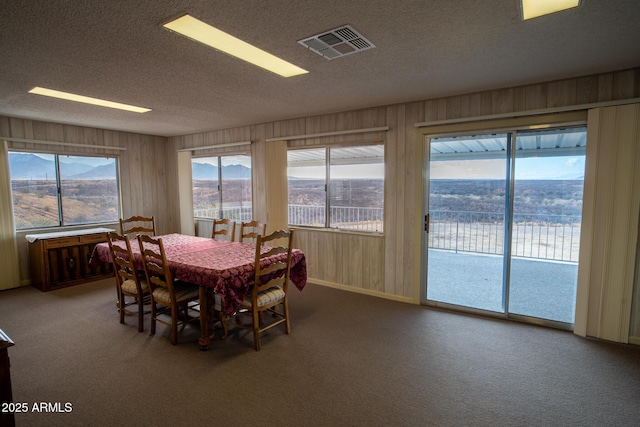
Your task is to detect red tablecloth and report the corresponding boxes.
[91,233,307,315]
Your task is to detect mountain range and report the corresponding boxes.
[8,153,251,180]
[191,162,251,180]
[9,153,582,181]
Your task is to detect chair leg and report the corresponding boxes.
[283,299,291,334]
[171,306,179,345]
[137,296,144,332]
[118,290,125,324]
[149,301,157,336]
[220,312,228,339]
[252,309,261,351]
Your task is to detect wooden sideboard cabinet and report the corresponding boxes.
[27,228,114,292]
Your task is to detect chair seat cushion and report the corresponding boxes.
[152,282,199,304]
[122,278,150,294]
[243,286,285,308]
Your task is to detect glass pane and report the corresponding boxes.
[288,148,326,227]
[192,156,220,218]
[427,134,508,313]
[220,154,252,221]
[508,127,586,323]
[9,152,59,229]
[59,155,119,225]
[329,145,384,232]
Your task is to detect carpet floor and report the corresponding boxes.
[1,278,639,426]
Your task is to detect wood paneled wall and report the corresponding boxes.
[168,68,640,307]
[0,117,169,283]
[421,68,640,122]
[2,67,639,340]
[169,107,411,300]
[293,228,386,293]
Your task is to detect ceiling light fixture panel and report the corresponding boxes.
[298,25,375,60]
[28,87,151,113]
[163,14,308,78]
[521,0,581,20]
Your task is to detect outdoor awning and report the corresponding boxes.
[288,145,384,166]
[430,127,587,160]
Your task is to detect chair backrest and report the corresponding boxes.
[107,232,141,292]
[240,220,266,243]
[137,234,175,303]
[253,229,293,295]
[120,215,156,237]
[212,218,236,241]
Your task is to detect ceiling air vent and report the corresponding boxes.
[298,25,375,60]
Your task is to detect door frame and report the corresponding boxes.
[418,112,588,329]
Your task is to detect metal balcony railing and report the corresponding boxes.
[193,206,253,221]
[288,204,384,232]
[428,210,581,263]
[196,205,580,263]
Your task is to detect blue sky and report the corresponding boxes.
[193,155,252,168]
[27,153,116,167]
[515,156,584,179]
[30,153,585,180]
[430,156,585,180]
[289,156,585,180]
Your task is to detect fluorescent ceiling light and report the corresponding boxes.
[521,0,581,20]
[163,14,308,78]
[29,87,151,113]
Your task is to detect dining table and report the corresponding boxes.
[90,233,307,350]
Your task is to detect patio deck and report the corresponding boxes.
[426,250,578,324]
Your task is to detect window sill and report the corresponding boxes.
[288,225,384,238]
[16,222,119,235]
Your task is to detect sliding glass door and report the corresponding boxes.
[507,128,586,324]
[426,134,509,313]
[424,126,586,327]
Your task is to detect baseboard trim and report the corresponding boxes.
[629,336,640,346]
[307,277,415,304]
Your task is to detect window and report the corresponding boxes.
[9,152,119,229]
[192,154,252,220]
[288,144,384,232]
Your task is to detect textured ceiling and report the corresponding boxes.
[0,0,639,137]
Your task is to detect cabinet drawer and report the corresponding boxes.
[44,236,82,248]
[79,233,108,244]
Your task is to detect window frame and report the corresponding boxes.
[191,152,253,221]
[8,150,121,230]
[287,142,385,234]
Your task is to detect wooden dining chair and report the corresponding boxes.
[239,220,266,243]
[137,234,200,345]
[120,215,156,237]
[223,229,293,351]
[212,218,236,242]
[107,232,150,332]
